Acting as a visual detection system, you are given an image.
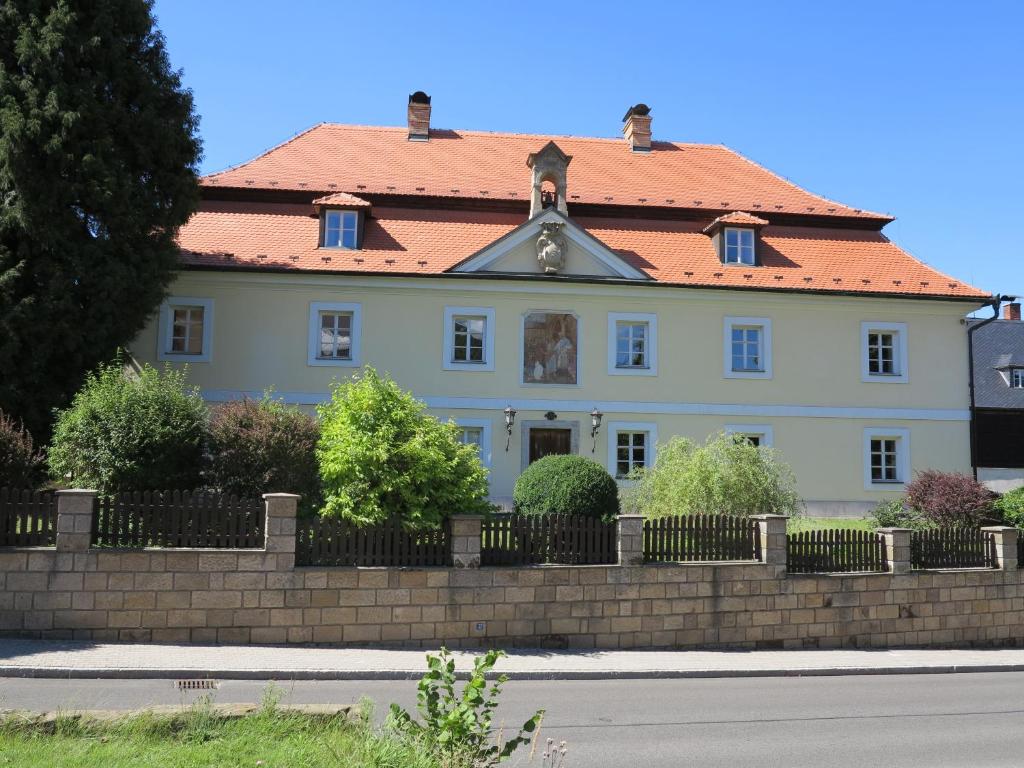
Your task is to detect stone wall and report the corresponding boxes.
[0,491,1022,649]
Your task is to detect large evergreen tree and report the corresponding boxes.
[0,0,201,438]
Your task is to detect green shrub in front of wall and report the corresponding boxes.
[0,409,45,489]
[994,486,1024,529]
[512,454,620,520]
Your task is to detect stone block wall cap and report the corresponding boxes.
[876,527,913,533]
[453,514,486,520]
[262,493,302,500]
[55,489,99,496]
[751,514,790,520]
[616,514,646,520]
[980,526,1018,532]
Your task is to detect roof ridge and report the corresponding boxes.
[204,122,328,179]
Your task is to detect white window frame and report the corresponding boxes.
[607,312,658,376]
[443,306,495,372]
[157,296,213,363]
[723,316,772,379]
[863,427,911,491]
[307,301,362,367]
[322,210,360,249]
[607,421,658,480]
[1012,369,1024,389]
[454,417,492,468]
[723,227,756,265]
[861,321,908,383]
[724,424,775,448]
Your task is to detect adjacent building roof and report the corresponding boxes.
[181,122,988,301]
[970,319,1024,408]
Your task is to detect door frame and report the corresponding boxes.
[520,420,579,471]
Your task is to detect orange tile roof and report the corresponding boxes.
[202,124,891,222]
[177,201,988,300]
[702,211,770,233]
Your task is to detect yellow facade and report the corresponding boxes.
[131,269,980,515]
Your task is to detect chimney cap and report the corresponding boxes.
[622,103,651,121]
[409,91,431,105]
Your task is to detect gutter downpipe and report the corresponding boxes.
[967,294,1015,479]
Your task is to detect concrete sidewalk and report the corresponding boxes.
[4,639,1024,680]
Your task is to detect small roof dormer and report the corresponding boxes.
[527,141,572,219]
[313,192,371,250]
[703,211,769,267]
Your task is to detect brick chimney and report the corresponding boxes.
[622,104,652,152]
[1004,302,1021,321]
[407,91,431,141]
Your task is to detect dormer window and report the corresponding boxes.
[323,210,359,249]
[724,228,755,265]
[1012,368,1024,389]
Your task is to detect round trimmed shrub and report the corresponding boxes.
[0,410,45,488]
[513,455,619,520]
[995,486,1024,528]
[48,361,207,493]
[207,396,321,513]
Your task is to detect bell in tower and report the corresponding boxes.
[526,141,572,219]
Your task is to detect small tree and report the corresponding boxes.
[207,396,321,512]
[905,470,997,527]
[513,455,619,520]
[624,432,801,518]
[317,368,491,528]
[995,487,1024,529]
[48,361,207,493]
[0,410,44,488]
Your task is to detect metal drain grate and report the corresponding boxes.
[175,679,219,691]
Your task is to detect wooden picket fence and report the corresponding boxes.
[295,516,451,567]
[644,515,760,563]
[911,528,995,570]
[481,514,617,566]
[0,488,57,547]
[787,529,887,574]
[92,490,264,549]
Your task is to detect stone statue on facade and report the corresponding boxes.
[536,221,567,274]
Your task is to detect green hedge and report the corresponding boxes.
[513,454,619,520]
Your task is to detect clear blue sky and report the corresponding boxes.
[153,0,1024,302]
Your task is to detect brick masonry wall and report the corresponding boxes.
[2,549,1024,649]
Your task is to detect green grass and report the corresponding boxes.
[0,702,441,768]
[788,516,875,533]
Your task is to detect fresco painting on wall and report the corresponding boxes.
[523,311,578,384]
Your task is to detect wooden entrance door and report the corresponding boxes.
[528,428,572,464]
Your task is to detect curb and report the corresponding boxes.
[5,663,1024,681]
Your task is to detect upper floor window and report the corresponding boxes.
[307,302,362,367]
[723,316,772,379]
[607,313,658,376]
[323,210,359,249]
[724,227,755,265]
[1012,368,1024,389]
[443,307,495,372]
[861,322,908,383]
[157,296,213,363]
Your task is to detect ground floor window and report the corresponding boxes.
[863,427,910,489]
[606,422,658,479]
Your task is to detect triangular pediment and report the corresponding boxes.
[448,209,650,280]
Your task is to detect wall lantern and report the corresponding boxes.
[590,407,603,453]
[503,405,517,451]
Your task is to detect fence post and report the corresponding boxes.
[263,493,299,570]
[616,515,645,566]
[751,514,788,570]
[877,527,912,574]
[981,526,1018,571]
[450,514,483,568]
[55,489,97,552]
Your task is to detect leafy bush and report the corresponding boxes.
[207,396,321,512]
[869,497,924,529]
[316,368,491,528]
[387,648,544,767]
[48,361,208,493]
[624,433,801,518]
[513,454,619,520]
[904,470,997,527]
[0,410,45,488]
[994,486,1024,529]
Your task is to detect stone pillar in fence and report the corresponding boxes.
[450,514,483,568]
[751,514,788,569]
[616,515,645,566]
[55,489,97,552]
[877,527,912,574]
[263,493,299,570]
[982,526,1018,571]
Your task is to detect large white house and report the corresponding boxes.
[130,94,991,515]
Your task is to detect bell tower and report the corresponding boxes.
[526,141,572,218]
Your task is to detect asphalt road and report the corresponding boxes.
[3,672,1024,767]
